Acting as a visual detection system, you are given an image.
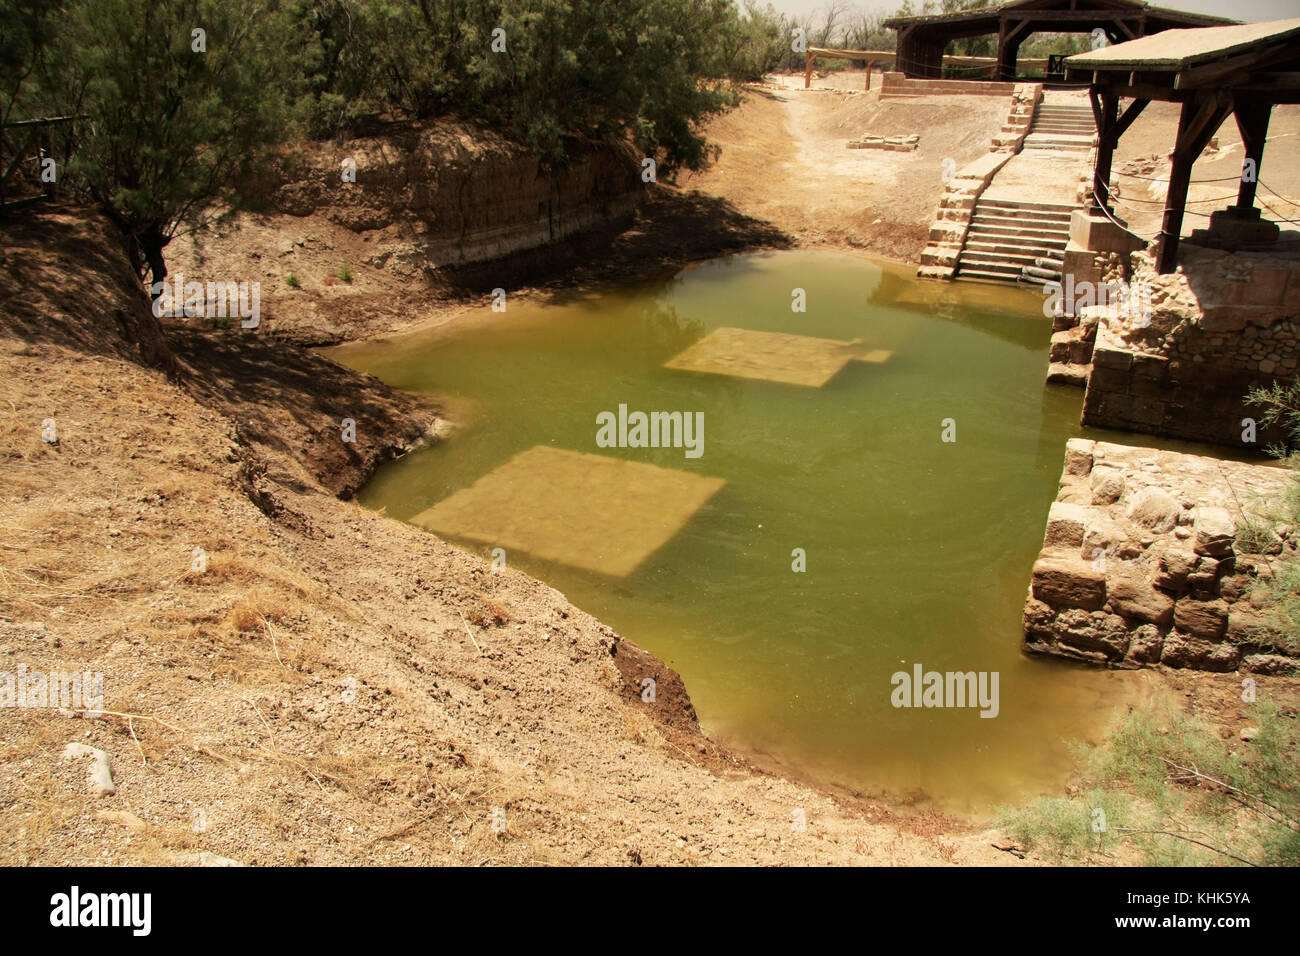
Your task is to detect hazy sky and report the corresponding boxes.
[763,0,1300,24]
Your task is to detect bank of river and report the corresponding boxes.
[329,249,1169,814]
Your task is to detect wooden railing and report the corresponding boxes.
[0,115,83,212]
[803,48,1050,90]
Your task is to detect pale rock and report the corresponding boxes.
[1032,554,1106,610]
[1125,486,1181,534]
[1153,548,1196,590]
[1063,438,1095,477]
[61,742,115,797]
[1045,502,1090,549]
[1089,466,1125,505]
[1107,571,1174,626]
[1194,506,1236,557]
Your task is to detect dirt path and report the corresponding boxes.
[680,82,1010,262]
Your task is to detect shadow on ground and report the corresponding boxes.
[440,188,793,293]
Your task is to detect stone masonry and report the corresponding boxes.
[1080,246,1300,446]
[1024,439,1297,674]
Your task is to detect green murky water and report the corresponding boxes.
[327,249,1158,815]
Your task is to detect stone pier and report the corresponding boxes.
[1024,439,1297,673]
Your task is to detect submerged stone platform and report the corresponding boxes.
[1024,439,1297,673]
[665,326,890,387]
[412,445,725,578]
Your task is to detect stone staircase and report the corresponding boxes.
[954,198,1073,284]
[1022,102,1094,152]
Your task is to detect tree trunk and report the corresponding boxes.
[139,224,169,299]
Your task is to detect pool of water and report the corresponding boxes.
[327,249,1162,814]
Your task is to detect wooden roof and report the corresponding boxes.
[884,0,1234,31]
[1065,17,1300,71]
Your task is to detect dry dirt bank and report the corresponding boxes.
[167,114,792,348]
[1,206,1023,865]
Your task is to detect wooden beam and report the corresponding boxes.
[1233,98,1272,211]
[1090,90,1119,211]
[1156,93,1235,273]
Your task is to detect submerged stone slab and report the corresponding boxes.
[664,327,890,387]
[411,445,725,578]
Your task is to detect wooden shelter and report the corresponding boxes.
[1066,18,1300,272]
[884,0,1233,82]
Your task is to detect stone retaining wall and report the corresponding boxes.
[1080,247,1300,447]
[879,72,1018,98]
[1023,439,1297,674]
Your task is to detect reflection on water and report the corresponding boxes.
[327,249,1168,815]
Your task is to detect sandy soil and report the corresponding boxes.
[680,81,1009,261]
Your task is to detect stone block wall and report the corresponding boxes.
[1080,247,1300,447]
[879,72,1018,98]
[1024,439,1297,674]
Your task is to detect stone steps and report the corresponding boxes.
[980,197,1074,216]
[1023,135,1095,151]
[966,224,1070,245]
[1023,103,1094,151]
[955,197,1076,285]
[972,211,1074,231]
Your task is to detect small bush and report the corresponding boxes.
[999,703,1299,866]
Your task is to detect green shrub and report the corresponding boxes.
[1000,702,1299,866]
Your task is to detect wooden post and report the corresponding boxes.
[805,50,814,89]
[1157,94,1234,273]
[1158,135,1194,273]
[865,59,873,91]
[1233,99,1272,212]
[1090,93,1148,212]
[1089,89,1118,211]
[998,21,1030,82]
